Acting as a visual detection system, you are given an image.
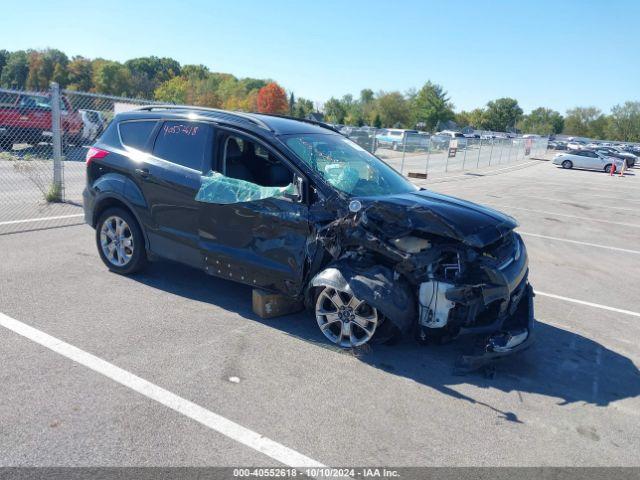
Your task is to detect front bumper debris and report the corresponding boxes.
[455,284,535,373]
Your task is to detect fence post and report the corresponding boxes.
[461,139,468,170]
[476,138,482,168]
[445,139,451,172]
[51,82,64,201]
[400,134,407,174]
[424,139,431,177]
[488,139,494,166]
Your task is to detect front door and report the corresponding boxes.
[198,130,311,295]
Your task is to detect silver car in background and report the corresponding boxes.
[553,150,625,173]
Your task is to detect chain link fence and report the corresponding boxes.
[0,83,158,234]
[342,127,548,179]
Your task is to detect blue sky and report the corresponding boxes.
[2,0,638,113]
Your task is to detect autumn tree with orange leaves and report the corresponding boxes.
[256,82,289,114]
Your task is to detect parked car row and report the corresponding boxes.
[552,150,628,173]
[550,136,639,172]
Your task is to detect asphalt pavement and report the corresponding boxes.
[0,160,638,468]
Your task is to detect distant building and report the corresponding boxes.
[306,112,325,122]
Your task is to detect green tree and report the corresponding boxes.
[65,56,94,91]
[375,91,410,127]
[125,56,181,97]
[412,81,454,131]
[373,113,382,128]
[324,97,347,124]
[154,76,189,104]
[564,107,607,138]
[289,92,295,116]
[92,60,132,96]
[482,98,523,132]
[0,50,9,81]
[519,107,564,135]
[0,50,29,88]
[181,64,209,80]
[294,97,314,118]
[360,88,374,104]
[26,49,69,90]
[607,101,640,142]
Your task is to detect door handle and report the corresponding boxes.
[135,168,150,178]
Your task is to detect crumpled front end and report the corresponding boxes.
[309,191,535,367]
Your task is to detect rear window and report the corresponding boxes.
[119,121,157,152]
[152,121,210,171]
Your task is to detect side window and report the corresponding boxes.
[119,121,157,152]
[222,134,293,187]
[153,121,210,171]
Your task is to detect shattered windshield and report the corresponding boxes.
[283,133,418,196]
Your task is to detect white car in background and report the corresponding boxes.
[566,140,587,151]
[553,150,625,173]
[79,109,103,143]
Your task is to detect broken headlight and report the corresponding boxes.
[391,236,431,254]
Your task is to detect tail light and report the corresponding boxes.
[86,147,109,166]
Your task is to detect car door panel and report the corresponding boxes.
[199,197,310,294]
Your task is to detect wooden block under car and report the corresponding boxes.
[252,289,304,319]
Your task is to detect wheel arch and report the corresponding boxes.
[308,259,417,335]
[93,193,150,252]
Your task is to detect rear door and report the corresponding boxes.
[197,129,311,295]
[138,120,213,267]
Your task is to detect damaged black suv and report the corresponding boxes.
[83,106,534,364]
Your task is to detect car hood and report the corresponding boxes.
[359,190,518,248]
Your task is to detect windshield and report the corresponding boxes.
[283,133,418,196]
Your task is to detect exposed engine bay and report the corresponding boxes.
[306,189,535,370]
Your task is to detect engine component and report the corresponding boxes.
[418,280,456,328]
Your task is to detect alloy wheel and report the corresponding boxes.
[100,215,134,267]
[315,287,379,348]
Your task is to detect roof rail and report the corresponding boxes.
[134,105,272,131]
[253,113,342,134]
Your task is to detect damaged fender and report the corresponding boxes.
[309,260,417,335]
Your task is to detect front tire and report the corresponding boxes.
[314,286,379,348]
[561,160,573,169]
[604,164,615,173]
[95,207,147,274]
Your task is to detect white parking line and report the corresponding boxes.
[491,205,640,228]
[534,291,640,318]
[0,312,325,469]
[0,214,84,226]
[519,231,640,255]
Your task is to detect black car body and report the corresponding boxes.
[83,106,534,368]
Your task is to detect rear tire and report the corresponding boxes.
[95,207,147,275]
[561,160,573,169]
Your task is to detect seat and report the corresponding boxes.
[225,138,254,182]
